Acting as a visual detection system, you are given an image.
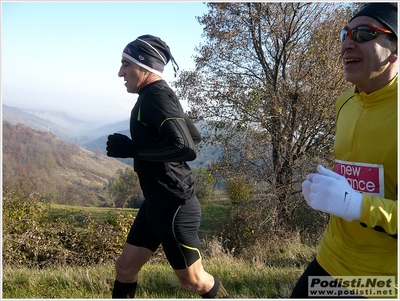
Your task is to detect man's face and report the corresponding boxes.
[340,16,397,93]
[118,58,147,93]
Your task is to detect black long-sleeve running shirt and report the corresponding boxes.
[130,80,201,206]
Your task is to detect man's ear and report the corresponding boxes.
[388,51,398,64]
[388,40,398,63]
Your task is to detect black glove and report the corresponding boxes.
[106,133,136,158]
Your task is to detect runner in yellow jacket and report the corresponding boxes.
[319,75,397,277]
[291,3,397,298]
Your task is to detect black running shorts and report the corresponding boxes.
[126,197,202,270]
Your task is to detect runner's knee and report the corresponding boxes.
[115,256,138,281]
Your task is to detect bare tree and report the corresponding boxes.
[174,2,352,224]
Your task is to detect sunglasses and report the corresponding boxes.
[339,25,393,43]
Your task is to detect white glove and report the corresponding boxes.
[302,165,363,222]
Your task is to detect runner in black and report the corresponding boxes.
[106,34,229,299]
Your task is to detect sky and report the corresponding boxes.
[1,1,208,124]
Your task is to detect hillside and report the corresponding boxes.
[2,121,130,206]
[2,104,221,169]
[3,104,67,137]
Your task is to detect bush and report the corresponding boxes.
[2,189,135,268]
[219,200,273,255]
[225,176,254,204]
[194,167,216,204]
[106,167,143,208]
[217,191,327,257]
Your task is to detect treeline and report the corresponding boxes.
[2,121,128,207]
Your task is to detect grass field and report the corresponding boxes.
[2,249,311,298]
[3,202,318,299]
[49,203,139,222]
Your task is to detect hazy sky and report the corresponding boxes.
[2,1,208,124]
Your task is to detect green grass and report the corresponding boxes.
[2,252,309,298]
[199,201,227,238]
[49,202,225,239]
[49,204,138,223]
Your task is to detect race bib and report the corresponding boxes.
[334,160,385,197]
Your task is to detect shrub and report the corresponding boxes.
[194,167,216,204]
[225,176,254,204]
[217,191,327,257]
[106,167,143,208]
[2,189,135,268]
[219,200,273,255]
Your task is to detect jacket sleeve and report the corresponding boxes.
[135,117,197,162]
[184,114,202,145]
[360,195,397,239]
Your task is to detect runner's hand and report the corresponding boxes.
[302,165,362,221]
[106,133,136,158]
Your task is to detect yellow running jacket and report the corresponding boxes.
[316,75,398,295]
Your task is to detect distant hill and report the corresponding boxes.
[83,129,133,166]
[2,121,129,206]
[2,104,220,169]
[87,119,130,137]
[2,104,129,145]
[2,104,74,140]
